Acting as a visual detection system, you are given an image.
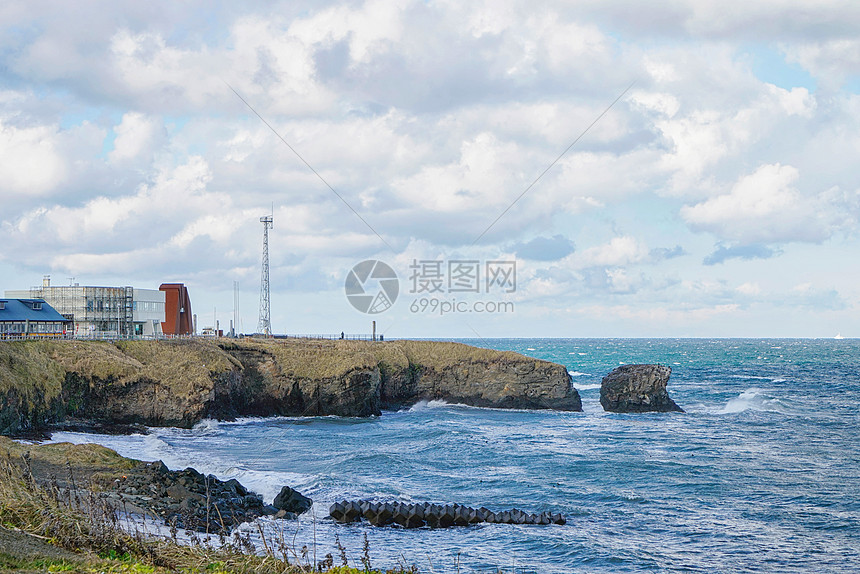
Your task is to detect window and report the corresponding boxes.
[32,302,42,310]
[0,301,5,310]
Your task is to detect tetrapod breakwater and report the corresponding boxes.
[329,500,566,528]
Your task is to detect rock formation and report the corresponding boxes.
[599,364,684,413]
[273,485,312,516]
[329,500,566,527]
[0,338,581,435]
[102,461,284,534]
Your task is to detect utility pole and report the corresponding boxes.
[258,214,273,336]
[233,280,240,337]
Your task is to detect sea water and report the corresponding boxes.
[48,339,860,572]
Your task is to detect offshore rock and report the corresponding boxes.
[600,364,684,413]
[273,485,312,515]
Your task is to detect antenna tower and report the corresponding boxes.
[258,214,273,336]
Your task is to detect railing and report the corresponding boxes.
[0,333,383,342]
[273,333,379,341]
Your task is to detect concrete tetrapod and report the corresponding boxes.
[328,500,566,528]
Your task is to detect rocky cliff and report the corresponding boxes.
[0,338,580,435]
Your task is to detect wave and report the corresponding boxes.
[717,388,793,414]
[568,370,590,377]
[190,419,221,435]
[407,399,456,412]
[573,383,602,390]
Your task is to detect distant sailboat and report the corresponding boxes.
[834,333,844,339]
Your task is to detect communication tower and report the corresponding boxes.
[258,214,273,336]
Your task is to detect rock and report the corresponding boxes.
[222,478,247,497]
[599,364,684,413]
[273,485,312,515]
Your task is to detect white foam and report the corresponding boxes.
[407,399,451,412]
[718,388,792,414]
[568,370,590,377]
[573,383,602,390]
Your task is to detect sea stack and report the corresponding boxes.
[600,364,684,413]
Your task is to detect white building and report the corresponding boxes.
[5,276,166,338]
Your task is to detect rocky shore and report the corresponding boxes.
[0,338,580,436]
[0,437,307,535]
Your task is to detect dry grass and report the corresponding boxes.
[220,339,381,380]
[114,339,241,395]
[218,338,537,380]
[0,437,138,470]
[42,340,144,383]
[0,341,65,402]
[392,340,530,370]
[0,444,416,574]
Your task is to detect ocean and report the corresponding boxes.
[48,338,860,573]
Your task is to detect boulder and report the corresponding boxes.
[599,364,684,413]
[273,485,312,515]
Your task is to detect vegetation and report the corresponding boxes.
[0,441,417,574]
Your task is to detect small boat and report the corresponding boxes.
[834,333,844,340]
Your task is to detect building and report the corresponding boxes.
[5,276,166,338]
[159,283,194,335]
[0,298,70,338]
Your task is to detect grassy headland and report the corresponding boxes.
[1,338,579,436]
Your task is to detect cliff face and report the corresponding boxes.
[0,338,580,435]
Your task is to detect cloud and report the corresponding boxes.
[682,163,858,244]
[2,1,860,335]
[511,235,575,261]
[785,39,860,90]
[0,120,67,195]
[703,244,782,265]
[108,112,167,165]
[577,236,649,268]
[650,245,687,260]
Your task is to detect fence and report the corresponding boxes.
[0,333,382,342]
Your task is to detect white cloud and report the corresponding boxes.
[785,38,860,90]
[577,236,650,268]
[680,163,857,244]
[0,120,67,196]
[736,282,761,296]
[109,112,166,164]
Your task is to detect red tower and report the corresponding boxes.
[159,283,193,335]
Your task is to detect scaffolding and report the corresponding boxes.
[26,284,136,338]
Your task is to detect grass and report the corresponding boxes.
[0,447,418,574]
[0,436,138,471]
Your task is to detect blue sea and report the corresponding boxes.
[49,339,860,573]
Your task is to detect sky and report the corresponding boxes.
[1,0,859,338]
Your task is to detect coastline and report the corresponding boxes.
[0,338,580,437]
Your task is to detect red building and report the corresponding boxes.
[159,283,193,335]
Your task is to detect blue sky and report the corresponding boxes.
[1,1,859,338]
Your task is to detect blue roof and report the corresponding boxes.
[0,299,68,322]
